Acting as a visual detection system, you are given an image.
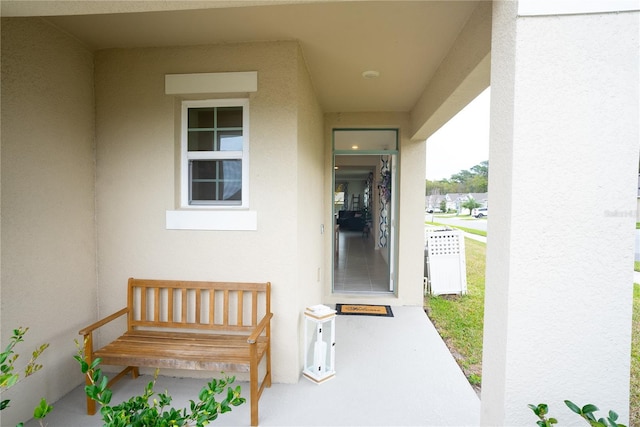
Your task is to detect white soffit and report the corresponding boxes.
[518,0,639,16]
[165,71,258,95]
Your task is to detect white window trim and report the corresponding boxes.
[164,71,258,231]
[165,71,258,95]
[180,98,250,209]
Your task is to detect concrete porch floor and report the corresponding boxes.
[27,306,480,426]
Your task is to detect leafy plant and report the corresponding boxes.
[528,403,557,427]
[0,327,52,426]
[74,340,245,427]
[529,400,626,427]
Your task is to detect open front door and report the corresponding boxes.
[388,154,397,292]
[332,129,398,295]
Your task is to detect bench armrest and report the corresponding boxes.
[247,312,273,344]
[78,307,128,336]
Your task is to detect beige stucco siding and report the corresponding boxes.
[482,5,639,424]
[295,46,325,350]
[94,41,322,383]
[1,18,97,426]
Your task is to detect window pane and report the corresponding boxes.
[191,182,216,201]
[190,160,242,203]
[334,129,398,151]
[218,131,243,151]
[188,131,214,151]
[191,160,216,180]
[216,107,242,128]
[188,108,215,128]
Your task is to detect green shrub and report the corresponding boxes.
[74,340,245,427]
[528,401,625,427]
[0,327,52,426]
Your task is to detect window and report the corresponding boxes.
[181,99,249,208]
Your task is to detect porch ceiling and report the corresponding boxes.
[2,0,480,115]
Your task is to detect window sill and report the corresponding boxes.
[166,210,257,231]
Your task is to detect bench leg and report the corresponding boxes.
[82,334,98,415]
[85,390,97,415]
[250,363,258,426]
[249,342,260,426]
[265,342,272,388]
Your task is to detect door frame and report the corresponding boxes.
[331,128,399,295]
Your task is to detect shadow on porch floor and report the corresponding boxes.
[27,306,480,426]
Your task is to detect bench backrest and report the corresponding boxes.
[127,278,271,334]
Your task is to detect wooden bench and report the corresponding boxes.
[79,278,272,426]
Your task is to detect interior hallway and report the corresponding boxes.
[333,230,391,293]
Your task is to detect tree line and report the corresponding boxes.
[425,160,488,195]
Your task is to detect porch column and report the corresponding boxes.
[482,1,639,425]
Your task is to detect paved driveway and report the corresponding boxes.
[426,214,487,232]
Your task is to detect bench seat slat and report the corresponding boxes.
[124,330,267,342]
[94,333,268,372]
[95,356,255,372]
[129,321,255,333]
[97,338,265,354]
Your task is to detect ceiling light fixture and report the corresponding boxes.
[351,145,359,150]
[362,70,380,79]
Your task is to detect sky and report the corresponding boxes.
[425,87,490,181]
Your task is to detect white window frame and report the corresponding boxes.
[180,98,250,209]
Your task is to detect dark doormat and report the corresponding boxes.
[335,304,393,317]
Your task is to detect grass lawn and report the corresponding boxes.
[425,237,640,425]
[426,221,487,237]
[424,237,485,390]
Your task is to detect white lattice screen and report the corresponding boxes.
[425,229,467,295]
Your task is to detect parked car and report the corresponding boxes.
[473,207,488,218]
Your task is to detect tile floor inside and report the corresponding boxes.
[333,230,391,293]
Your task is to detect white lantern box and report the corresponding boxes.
[303,304,336,383]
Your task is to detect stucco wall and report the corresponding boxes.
[1,18,97,426]
[295,46,326,361]
[295,46,325,307]
[323,112,425,307]
[482,4,639,425]
[94,40,323,383]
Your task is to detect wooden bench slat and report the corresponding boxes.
[237,290,243,327]
[129,279,268,291]
[252,290,258,326]
[128,320,256,332]
[181,288,187,323]
[223,289,229,326]
[209,290,215,325]
[95,356,254,372]
[124,329,268,341]
[168,288,174,323]
[154,288,160,322]
[96,340,267,361]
